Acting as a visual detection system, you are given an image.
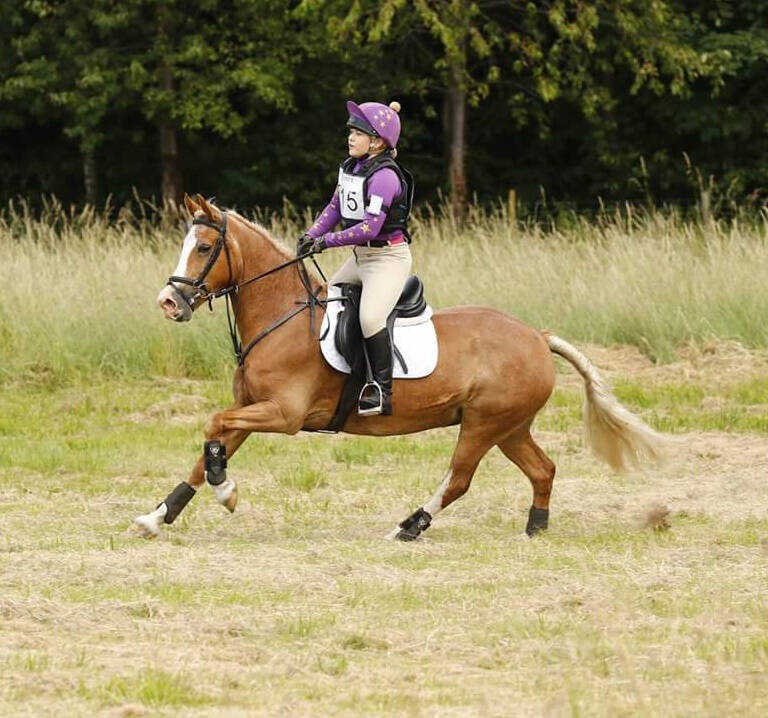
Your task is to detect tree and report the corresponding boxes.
[3,0,298,205]
[1,1,122,203]
[299,0,722,218]
[123,0,297,205]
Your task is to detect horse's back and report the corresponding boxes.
[432,304,550,358]
[430,304,555,407]
[340,304,555,436]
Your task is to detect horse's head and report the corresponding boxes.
[158,194,236,322]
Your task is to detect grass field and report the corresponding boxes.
[1,203,768,715]
[2,200,768,384]
[2,343,768,716]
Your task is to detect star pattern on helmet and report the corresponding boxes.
[361,222,371,234]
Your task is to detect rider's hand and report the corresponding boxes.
[297,234,326,256]
[297,233,314,256]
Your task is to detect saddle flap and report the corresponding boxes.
[334,283,364,371]
[320,283,438,380]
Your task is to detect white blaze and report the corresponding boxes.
[157,225,197,306]
[173,225,198,279]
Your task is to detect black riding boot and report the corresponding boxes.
[358,328,393,416]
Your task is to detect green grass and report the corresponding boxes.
[2,198,768,714]
[1,375,768,715]
[537,375,768,434]
[84,669,213,708]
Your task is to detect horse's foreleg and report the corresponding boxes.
[386,422,496,542]
[497,432,555,537]
[205,399,297,435]
[202,399,299,511]
[189,427,251,514]
[132,421,251,539]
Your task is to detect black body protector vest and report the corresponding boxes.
[338,153,414,241]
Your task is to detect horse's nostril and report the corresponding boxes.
[162,297,177,311]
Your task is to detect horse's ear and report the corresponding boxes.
[183,193,198,216]
[196,193,216,222]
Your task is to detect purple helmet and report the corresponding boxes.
[346,100,401,149]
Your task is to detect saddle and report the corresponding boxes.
[332,275,427,376]
[320,275,428,432]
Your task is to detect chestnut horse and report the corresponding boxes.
[133,194,667,540]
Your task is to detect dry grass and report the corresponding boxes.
[2,200,768,384]
[640,502,671,531]
[1,346,767,716]
[2,200,767,713]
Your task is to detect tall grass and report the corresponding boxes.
[2,197,767,383]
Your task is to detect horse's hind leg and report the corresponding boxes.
[386,422,497,542]
[497,432,555,537]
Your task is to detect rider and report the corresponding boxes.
[298,100,414,416]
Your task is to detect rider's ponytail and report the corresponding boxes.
[389,102,401,157]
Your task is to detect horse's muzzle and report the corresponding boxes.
[157,284,193,322]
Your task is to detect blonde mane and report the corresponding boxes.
[215,205,294,260]
[198,201,323,285]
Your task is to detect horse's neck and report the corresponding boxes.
[230,220,315,337]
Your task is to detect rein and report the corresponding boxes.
[167,211,333,365]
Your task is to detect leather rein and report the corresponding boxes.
[167,211,330,365]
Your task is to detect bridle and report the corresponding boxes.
[168,213,234,309]
[167,211,332,365]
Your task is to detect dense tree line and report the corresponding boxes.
[2,1,766,214]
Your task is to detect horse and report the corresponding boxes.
[133,193,667,541]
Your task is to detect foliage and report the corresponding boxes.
[0,0,766,209]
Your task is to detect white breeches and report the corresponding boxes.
[329,243,413,338]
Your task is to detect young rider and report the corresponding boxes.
[298,100,414,416]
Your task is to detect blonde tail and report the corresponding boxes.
[546,334,669,472]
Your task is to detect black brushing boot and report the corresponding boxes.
[526,505,549,537]
[358,328,393,416]
[395,507,432,541]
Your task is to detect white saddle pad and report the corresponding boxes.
[319,284,438,379]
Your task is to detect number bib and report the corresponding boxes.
[338,169,366,222]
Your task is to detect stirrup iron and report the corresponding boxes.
[358,381,384,416]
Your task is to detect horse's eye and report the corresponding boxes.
[197,244,212,254]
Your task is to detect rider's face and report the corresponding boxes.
[348,128,373,158]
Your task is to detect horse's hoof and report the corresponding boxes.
[132,513,161,539]
[213,479,238,513]
[525,506,549,537]
[384,526,421,542]
[384,526,420,541]
[131,502,168,538]
[395,529,420,542]
[223,484,238,513]
[384,526,401,541]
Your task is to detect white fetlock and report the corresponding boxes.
[213,479,238,513]
[132,502,167,539]
[384,525,402,541]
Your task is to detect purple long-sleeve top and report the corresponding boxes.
[306,161,405,247]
